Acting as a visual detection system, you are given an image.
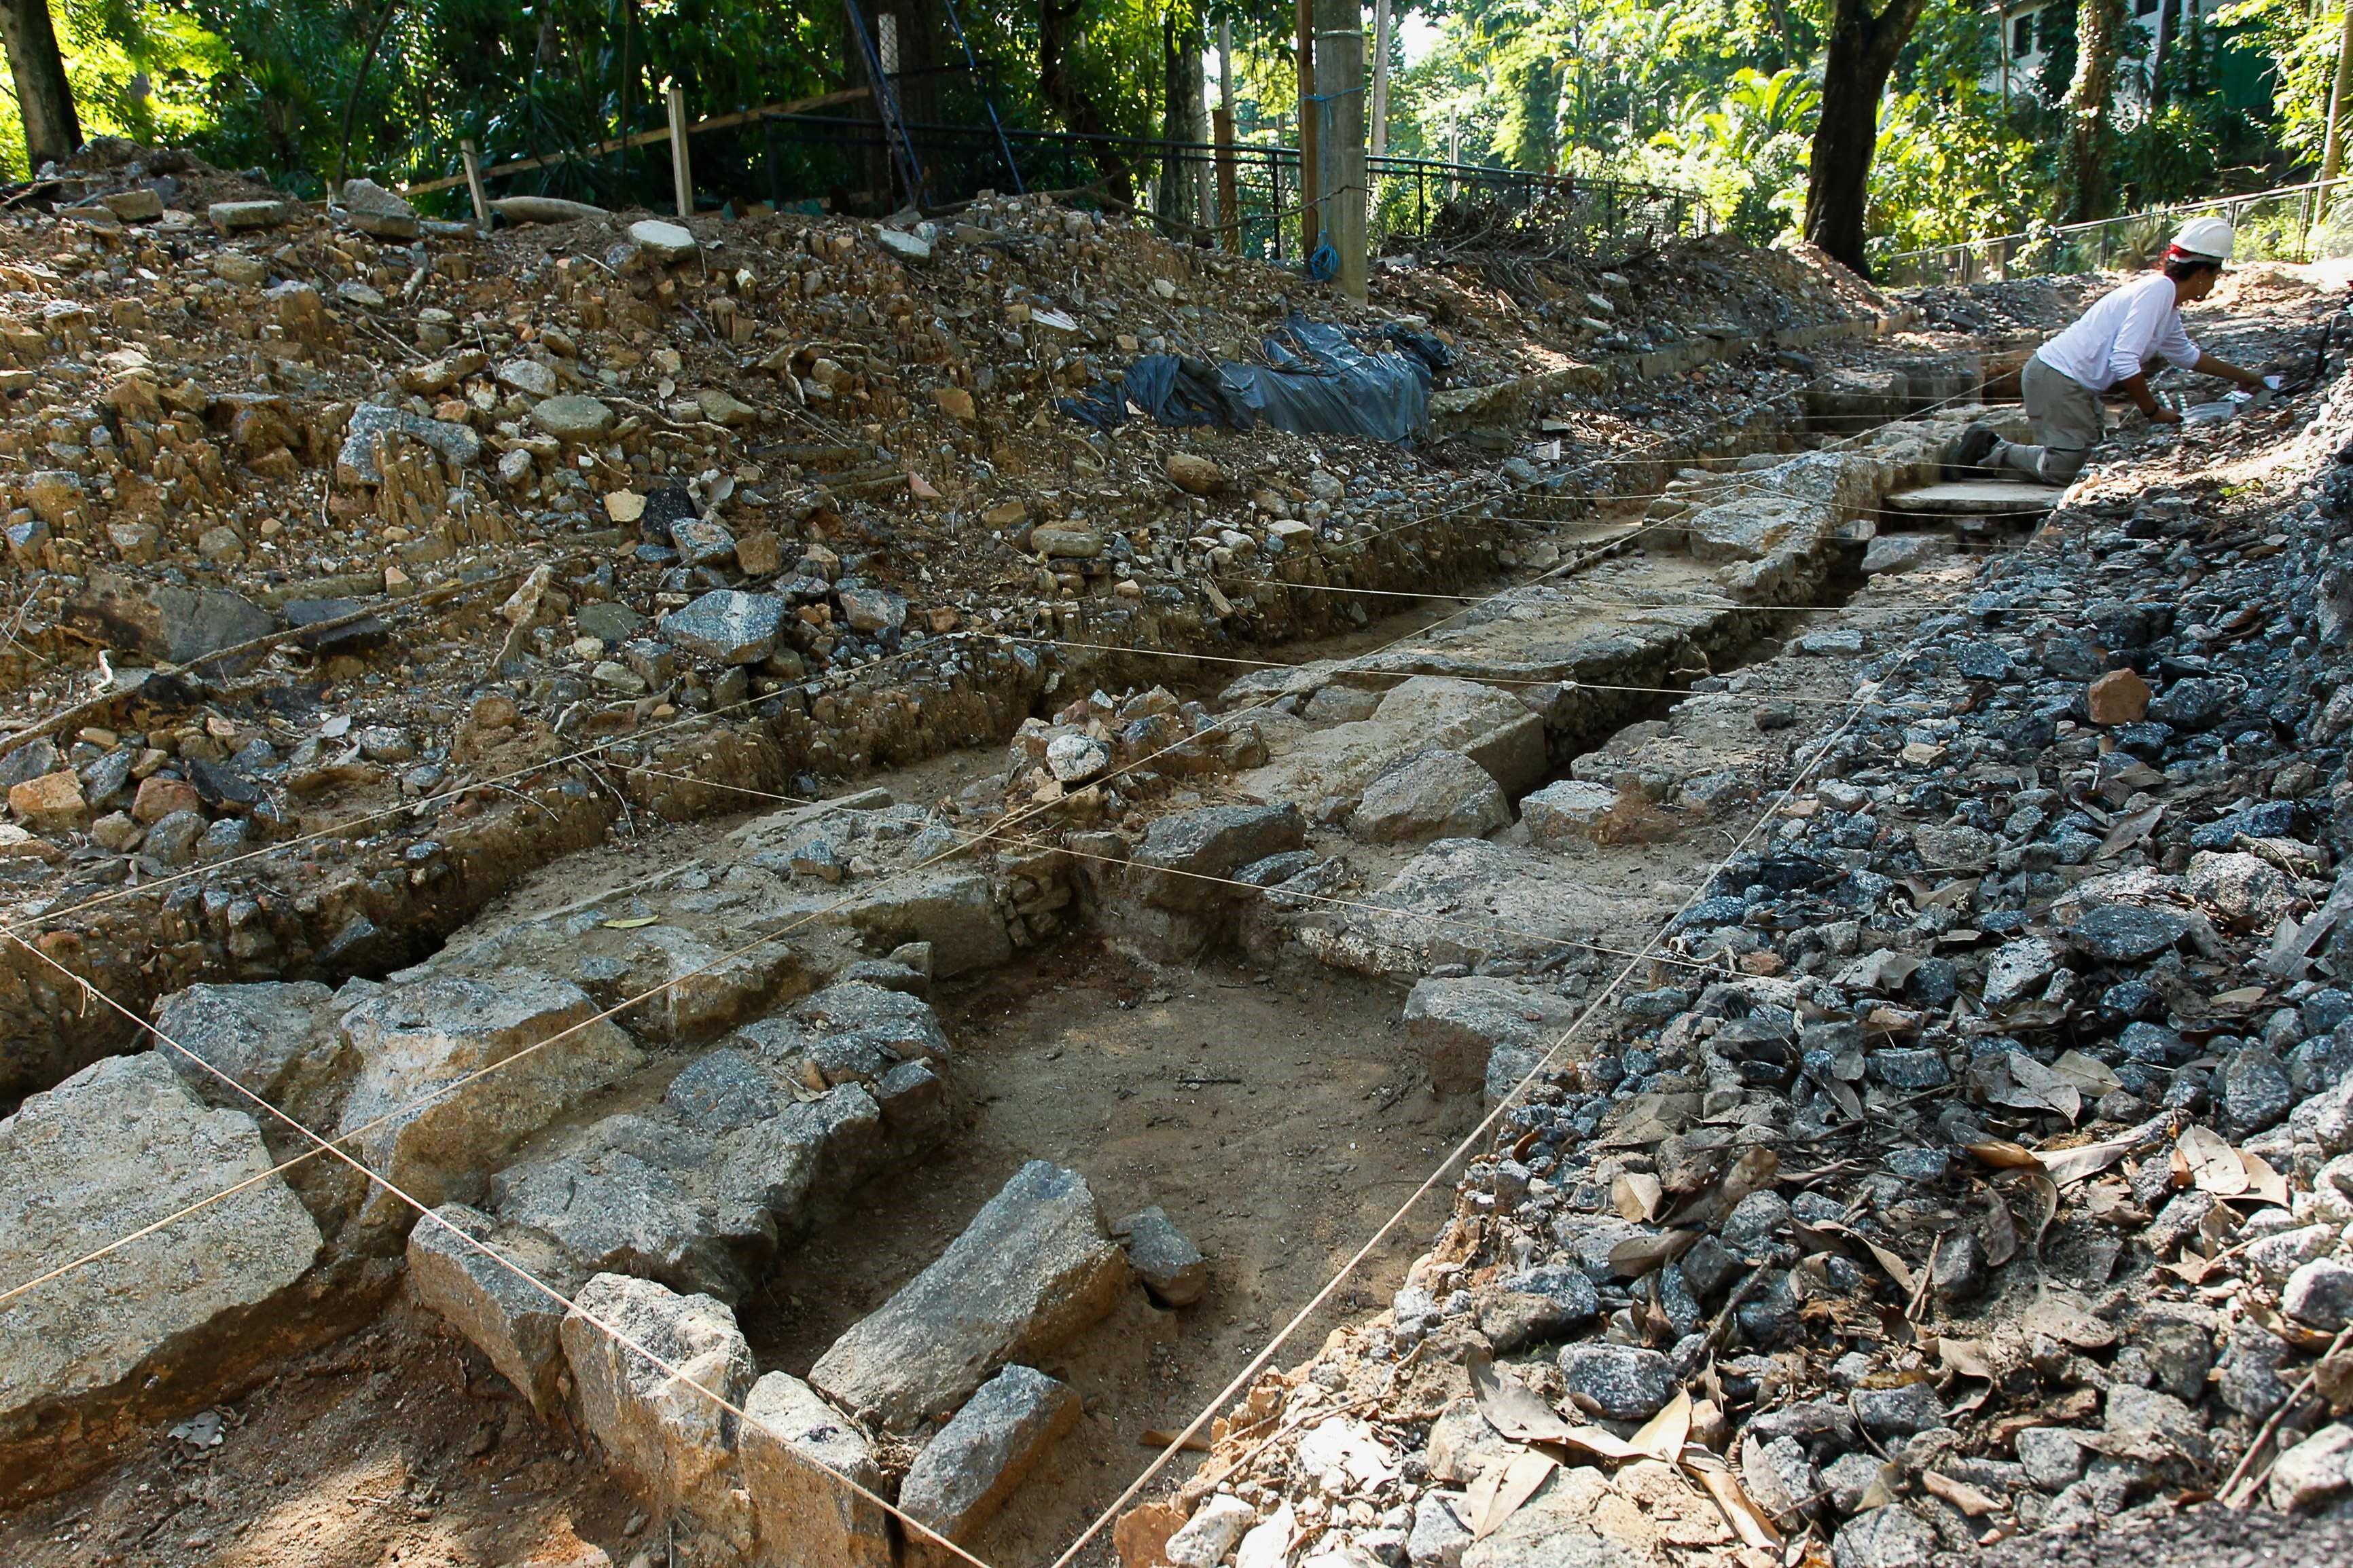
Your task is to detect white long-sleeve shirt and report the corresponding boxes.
[2034,270,2200,393]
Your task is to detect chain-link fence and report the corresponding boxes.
[1877,175,2353,287]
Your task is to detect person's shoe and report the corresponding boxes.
[1946,422,2001,478]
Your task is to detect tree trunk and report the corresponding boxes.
[0,0,80,177]
[1801,0,1930,278]
[2321,0,2353,184]
[1039,0,1130,201]
[2149,0,2174,109]
[1155,10,1206,237]
[2063,0,2126,221]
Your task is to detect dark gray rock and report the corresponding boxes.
[334,403,482,483]
[659,589,789,665]
[575,600,648,642]
[2216,1321,2295,1415]
[2015,1427,2088,1492]
[835,585,907,635]
[1558,1343,1677,1421]
[663,1049,778,1133]
[2149,677,2232,729]
[1407,1492,1471,1568]
[66,572,276,674]
[1831,1505,1937,1568]
[1852,1381,1947,1439]
[283,597,392,654]
[2285,1259,2353,1331]
[808,1161,1128,1429]
[1869,1049,1951,1089]
[896,1363,1079,1543]
[2065,904,2192,964]
[2104,1384,2208,1461]
[1116,1205,1208,1307]
[406,1202,569,1410]
[1349,749,1510,843]
[2222,1046,2294,1134]
[1477,1265,1598,1352]
[1130,804,1306,911]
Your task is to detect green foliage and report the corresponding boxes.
[1644,65,1816,242]
[0,0,2324,257]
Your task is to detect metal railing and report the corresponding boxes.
[1875,173,2353,286]
[406,90,1711,263]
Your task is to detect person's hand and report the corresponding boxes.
[2149,405,2183,425]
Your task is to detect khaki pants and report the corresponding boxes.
[1995,355,2104,485]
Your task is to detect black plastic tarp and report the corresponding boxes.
[1059,313,1451,443]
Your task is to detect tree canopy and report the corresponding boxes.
[0,0,2335,272]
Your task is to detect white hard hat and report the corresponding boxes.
[2172,215,2235,261]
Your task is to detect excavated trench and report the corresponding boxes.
[0,342,2050,1565]
[0,337,2026,1110]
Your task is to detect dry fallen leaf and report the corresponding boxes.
[2022,1292,2116,1351]
[1980,1188,2019,1269]
[2050,1049,2123,1099]
[1924,1470,2004,1517]
[1610,1229,1698,1279]
[1685,1451,1784,1550]
[1966,1139,2042,1171]
[1613,1171,1664,1222]
[1466,1351,1641,1462]
[2178,1124,2249,1197]
[1856,1460,1904,1512]
[1467,1450,1557,1539]
[1992,1051,2081,1123]
[1632,1390,1692,1463]
[2094,803,2163,860]
[2038,1133,2139,1186]
[2240,1150,2291,1209]
[600,915,659,929]
[2005,1169,2059,1258]
[1938,1336,1998,1380]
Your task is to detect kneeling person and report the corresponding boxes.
[1955,217,2271,486]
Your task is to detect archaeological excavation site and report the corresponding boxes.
[9,120,2353,1568]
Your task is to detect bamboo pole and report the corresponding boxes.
[459,139,491,233]
[666,82,693,218]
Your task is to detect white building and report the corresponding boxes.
[1992,0,2215,102]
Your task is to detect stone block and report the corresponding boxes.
[901,1364,1080,1548]
[1349,749,1510,844]
[809,1161,1127,1429]
[742,1370,894,1567]
[406,1202,569,1410]
[335,970,643,1237]
[0,1055,319,1443]
[560,1273,753,1516]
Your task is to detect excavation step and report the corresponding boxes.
[1882,478,2064,517]
[0,1053,322,1503]
[808,1159,1130,1431]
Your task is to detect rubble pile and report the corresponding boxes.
[1119,307,2353,1564]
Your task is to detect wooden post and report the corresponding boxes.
[1296,0,1318,258]
[459,139,492,233]
[666,81,692,219]
[1215,19,1240,253]
[1314,0,1366,302]
[1271,146,1286,263]
[1371,0,1393,156]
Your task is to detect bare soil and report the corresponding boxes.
[0,1303,638,1568]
